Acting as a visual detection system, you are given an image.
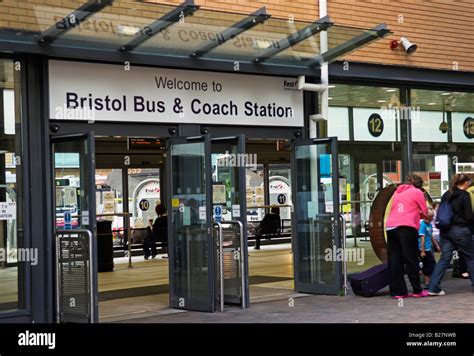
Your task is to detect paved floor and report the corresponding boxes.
[98,242,385,321]
[119,275,474,323]
[99,244,296,321]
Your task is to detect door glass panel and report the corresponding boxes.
[52,135,97,323]
[294,140,341,294]
[0,58,24,312]
[211,142,242,221]
[211,137,247,307]
[54,140,93,230]
[169,140,212,311]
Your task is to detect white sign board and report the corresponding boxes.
[0,202,16,220]
[49,60,304,127]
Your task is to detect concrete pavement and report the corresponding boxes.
[120,275,474,323]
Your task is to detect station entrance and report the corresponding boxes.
[51,128,344,323]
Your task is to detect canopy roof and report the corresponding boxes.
[0,0,391,76]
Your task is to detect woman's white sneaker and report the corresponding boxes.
[428,290,446,296]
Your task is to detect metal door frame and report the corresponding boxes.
[211,134,249,308]
[51,132,98,322]
[291,136,343,295]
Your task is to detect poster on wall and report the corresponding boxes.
[0,202,16,220]
[428,172,442,198]
[212,184,226,204]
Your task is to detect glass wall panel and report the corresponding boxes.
[327,107,350,140]
[0,59,24,312]
[329,84,402,273]
[411,89,474,202]
[411,111,447,142]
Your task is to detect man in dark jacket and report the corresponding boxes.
[429,174,474,295]
[254,206,281,250]
[152,204,168,258]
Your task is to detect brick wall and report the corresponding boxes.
[150,0,474,72]
[1,0,473,72]
[328,0,474,72]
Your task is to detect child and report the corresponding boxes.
[419,209,437,288]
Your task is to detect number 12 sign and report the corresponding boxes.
[368,113,384,137]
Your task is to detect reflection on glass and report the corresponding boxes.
[245,164,264,222]
[0,59,22,311]
[295,143,337,289]
[211,142,241,221]
[170,141,211,310]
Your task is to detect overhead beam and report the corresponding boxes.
[306,23,390,67]
[38,0,114,45]
[190,7,270,58]
[120,0,199,52]
[254,15,333,63]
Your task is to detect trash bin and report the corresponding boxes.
[97,220,114,272]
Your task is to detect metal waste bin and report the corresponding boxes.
[97,220,114,272]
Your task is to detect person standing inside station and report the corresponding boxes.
[152,204,168,259]
[429,173,474,295]
[386,174,429,298]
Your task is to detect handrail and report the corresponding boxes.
[55,229,94,323]
[213,221,224,312]
[231,220,247,309]
[213,220,247,310]
[338,214,348,296]
[247,204,293,209]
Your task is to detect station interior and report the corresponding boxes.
[53,136,297,321]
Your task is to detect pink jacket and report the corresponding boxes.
[386,184,428,230]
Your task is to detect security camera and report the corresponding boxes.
[49,124,60,133]
[439,121,449,134]
[168,128,176,136]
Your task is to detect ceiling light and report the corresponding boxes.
[252,40,272,49]
[441,92,451,96]
[427,102,437,105]
[386,89,397,92]
[377,100,387,103]
[328,85,336,88]
[328,97,333,100]
[116,25,141,36]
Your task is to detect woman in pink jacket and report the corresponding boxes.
[386,174,429,298]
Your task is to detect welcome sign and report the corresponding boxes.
[48,60,304,127]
